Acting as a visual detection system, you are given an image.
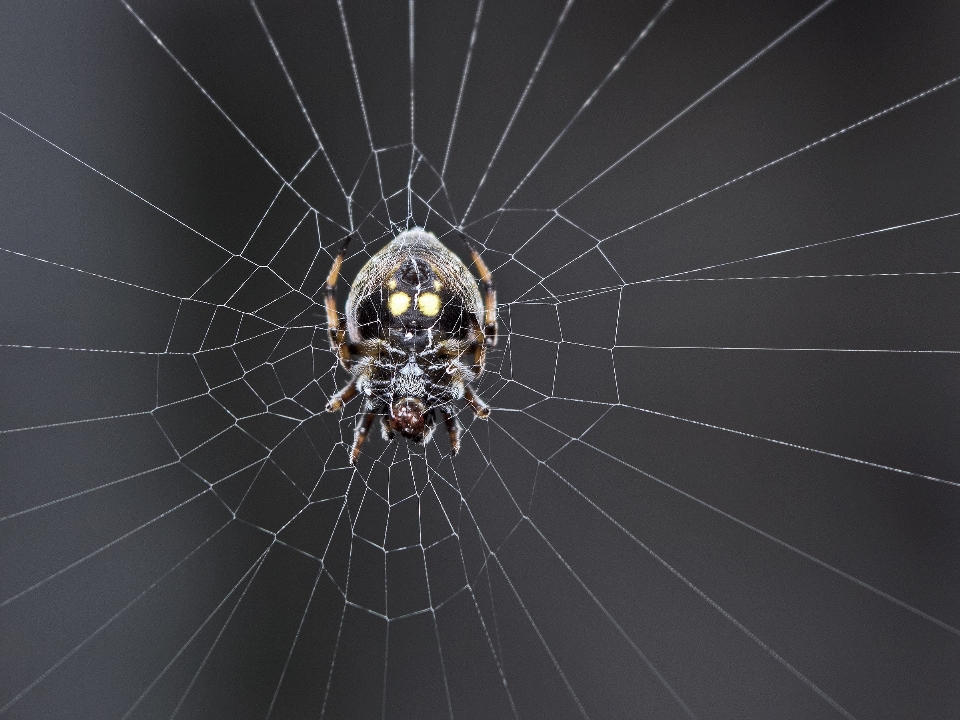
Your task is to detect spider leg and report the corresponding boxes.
[324,234,356,369]
[441,407,462,456]
[467,316,487,378]
[460,233,498,347]
[463,384,490,419]
[325,377,357,412]
[417,411,438,446]
[350,409,377,465]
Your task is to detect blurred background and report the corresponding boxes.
[2,0,960,717]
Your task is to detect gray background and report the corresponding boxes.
[2,0,960,718]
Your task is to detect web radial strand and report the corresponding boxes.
[0,110,225,253]
[116,0,322,215]
[460,0,578,223]
[500,0,679,209]
[555,0,840,208]
[441,0,487,181]
[595,73,960,247]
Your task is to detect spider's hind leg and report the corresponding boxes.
[350,410,377,465]
[415,411,438,446]
[380,416,395,442]
[442,407,463,456]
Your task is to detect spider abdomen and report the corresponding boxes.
[346,229,483,344]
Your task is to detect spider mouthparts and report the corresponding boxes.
[389,397,428,439]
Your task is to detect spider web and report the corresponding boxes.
[2,0,960,718]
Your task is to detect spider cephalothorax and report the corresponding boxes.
[323,228,497,463]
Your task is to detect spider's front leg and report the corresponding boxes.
[325,377,357,413]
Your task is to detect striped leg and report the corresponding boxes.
[350,410,377,465]
[324,234,355,369]
[463,384,490,419]
[325,377,357,412]
[460,234,498,346]
[442,407,463,456]
[468,317,487,378]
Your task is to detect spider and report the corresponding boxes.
[323,228,497,464]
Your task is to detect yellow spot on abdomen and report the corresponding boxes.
[387,278,397,290]
[433,279,442,291]
[388,292,411,316]
[417,292,441,317]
